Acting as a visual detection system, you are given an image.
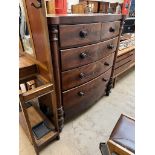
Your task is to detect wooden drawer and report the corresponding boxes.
[101,21,120,41]
[61,37,118,71]
[115,54,133,69]
[114,61,133,76]
[61,53,114,91]
[62,68,112,118]
[59,23,101,48]
[117,50,134,62]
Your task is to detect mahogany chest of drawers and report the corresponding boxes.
[47,14,123,130]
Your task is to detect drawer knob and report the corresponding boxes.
[109,27,115,32]
[102,78,108,82]
[78,91,85,96]
[80,52,87,59]
[104,62,110,66]
[79,30,88,38]
[79,73,85,79]
[107,44,114,49]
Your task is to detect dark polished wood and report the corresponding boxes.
[59,23,101,48]
[48,25,64,131]
[47,14,123,120]
[101,21,121,41]
[106,16,126,94]
[61,53,114,90]
[61,37,118,71]
[63,68,112,119]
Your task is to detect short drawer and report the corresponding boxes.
[61,53,114,90]
[61,37,118,71]
[62,68,112,118]
[59,23,101,48]
[101,21,120,41]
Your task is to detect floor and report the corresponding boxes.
[19,68,135,155]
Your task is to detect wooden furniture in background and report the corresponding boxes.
[45,0,55,14]
[19,81,59,155]
[46,14,125,123]
[71,3,85,14]
[77,0,123,14]
[113,35,135,87]
[19,0,60,153]
[21,0,65,131]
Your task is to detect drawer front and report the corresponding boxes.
[101,21,120,41]
[62,53,114,90]
[115,54,133,69]
[61,37,118,71]
[59,23,101,48]
[114,61,132,76]
[62,68,112,118]
[116,50,134,62]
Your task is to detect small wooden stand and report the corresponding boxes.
[19,59,60,154]
[19,81,59,155]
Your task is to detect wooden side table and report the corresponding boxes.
[113,39,135,88]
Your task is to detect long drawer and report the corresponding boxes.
[117,50,134,62]
[62,68,112,118]
[115,54,133,69]
[114,61,133,76]
[59,23,101,48]
[101,21,120,41]
[61,53,114,91]
[61,37,118,71]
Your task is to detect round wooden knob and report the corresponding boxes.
[78,91,85,96]
[79,30,88,38]
[102,78,108,82]
[80,52,87,59]
[109,27,115,32]
[79,73,85,79]
[104,62,110,66]
[107,44,114,49]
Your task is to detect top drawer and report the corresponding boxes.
[101,21,120,41]
[59,23,101,48]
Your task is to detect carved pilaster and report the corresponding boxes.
[105,78,113,96]
[49,25,64,131]
[106,15,126,96]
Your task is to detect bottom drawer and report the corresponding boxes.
[62,68,112,119]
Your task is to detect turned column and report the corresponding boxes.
[48,25,64,131]
[106,15,126,96]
